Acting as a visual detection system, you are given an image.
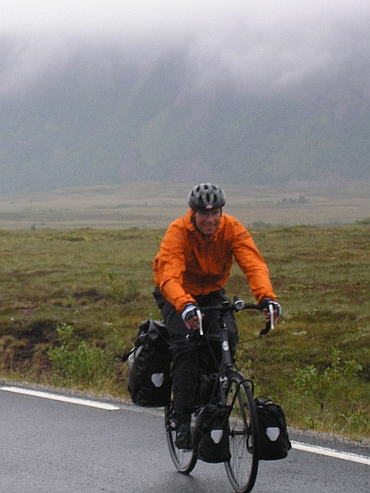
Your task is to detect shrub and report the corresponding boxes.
[48,324,116,388]
[294,347,363,412]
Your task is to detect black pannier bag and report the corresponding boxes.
[255,396,292,460]
[127,320,171,407]
[192,404,231,463]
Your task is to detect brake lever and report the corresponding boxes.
[259,302,275,338]
[196,308,203,335]
[269,302,275,330]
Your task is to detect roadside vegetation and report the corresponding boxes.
[0,225,369,441]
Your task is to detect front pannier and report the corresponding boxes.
[255,396,291,460]
[192,404,231,463]
[127,320,171,407]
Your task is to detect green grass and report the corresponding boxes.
[0,225,369,441]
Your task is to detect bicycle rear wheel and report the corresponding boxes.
[224,371,259,493]
[164,405,197,474]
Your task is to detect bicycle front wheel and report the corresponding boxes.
[224,371,259,493]
[164,405,197,474]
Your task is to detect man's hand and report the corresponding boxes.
[261,298,281,325]
[181,304,200,330]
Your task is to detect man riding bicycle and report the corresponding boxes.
[153,183,281,449]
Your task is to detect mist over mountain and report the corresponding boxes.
[0,9,369,196]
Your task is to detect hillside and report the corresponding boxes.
[1,42,369,196]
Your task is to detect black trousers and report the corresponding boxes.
[153,287,239,419]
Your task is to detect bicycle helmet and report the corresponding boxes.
[187,183,226,211]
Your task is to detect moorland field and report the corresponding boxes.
[0,181,369,229]
[0,182,369,441]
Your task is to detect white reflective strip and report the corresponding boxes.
[0,386,120,410]
[292,441,370,466]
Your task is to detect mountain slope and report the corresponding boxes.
[0,46,369,196]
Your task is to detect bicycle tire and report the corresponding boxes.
[164,404,198,474]
[224,371,260,493]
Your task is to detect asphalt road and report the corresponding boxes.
[0,386,369,493]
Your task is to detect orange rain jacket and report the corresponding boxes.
[154,209,277,313]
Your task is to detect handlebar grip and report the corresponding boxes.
[260,321,271,338]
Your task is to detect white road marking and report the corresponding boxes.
[0,386,120,410]
[2,386,369,465]
[292,441,370,466]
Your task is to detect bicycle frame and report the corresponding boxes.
[203,306,255,408]
[165,296,276,492]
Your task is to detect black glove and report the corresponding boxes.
[181,304,198,323]
[260,298,281,337]
[261,298,282,316]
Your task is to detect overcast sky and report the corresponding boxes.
[1,1,369,97]
[1,1,368,35]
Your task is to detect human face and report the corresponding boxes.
[194,208,222,236]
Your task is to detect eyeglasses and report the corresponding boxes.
[196,209,221,218]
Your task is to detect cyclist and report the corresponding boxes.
[153,183,281,449]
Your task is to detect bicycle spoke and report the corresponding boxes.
[225,373,259,493]
[165,406,197,474]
